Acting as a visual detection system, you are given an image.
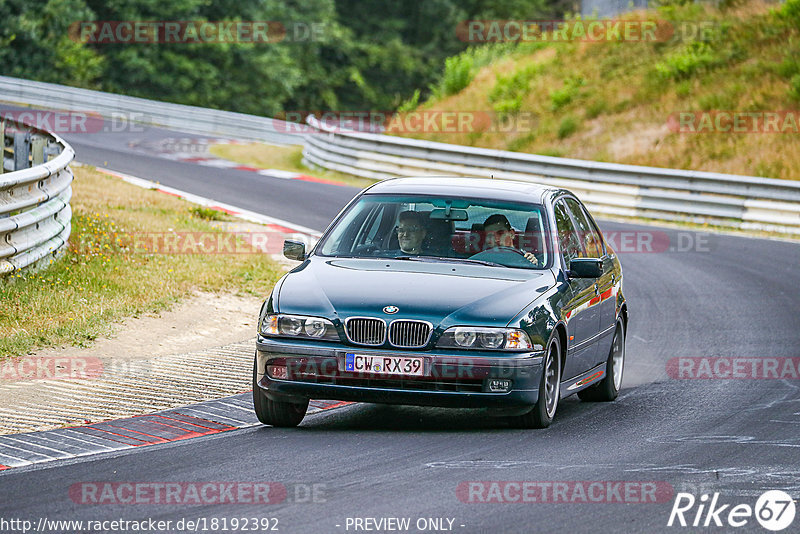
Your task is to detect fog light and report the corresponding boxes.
[487,378,512,392]
[267,364,288,380]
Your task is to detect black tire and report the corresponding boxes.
[578,319,625,402]
[252,358,308,427]
[513,334,561,429]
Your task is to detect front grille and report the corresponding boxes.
[345,317,386,345]
[388,320,432,348]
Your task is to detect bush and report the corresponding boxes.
[557,116,579,139]
[189,206,227,221]
[654,41,719,80]
[432,43,519,99]
[397,89,421,112]
[506,132,536,152]
[779,0,800,24]
[488,64,541,115]
[549,77,585,111]
[440,55,475,96]
[654,21,746,82]
[585,98,607,119]
[790,74,800,102]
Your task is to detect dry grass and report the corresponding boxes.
[0,165,285,358]
[208,142,378,189]
[400,1,800,179]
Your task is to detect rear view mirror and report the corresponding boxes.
[569,258,602,278]
[283,240,306,261]
[429,208,468,221]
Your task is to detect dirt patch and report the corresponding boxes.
[0,291,268,434]
[21,290,263,361]
[608,123,671,161]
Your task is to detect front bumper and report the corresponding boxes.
[255,336,544,409]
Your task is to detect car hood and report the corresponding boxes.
[276,257,555,327]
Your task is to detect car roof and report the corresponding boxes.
[364,177,557,204]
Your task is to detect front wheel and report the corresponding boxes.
[513,334,561,429]
[578,319,625,402]
[252,358,308,427]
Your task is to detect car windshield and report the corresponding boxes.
[316,194,550,269]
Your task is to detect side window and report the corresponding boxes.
[554,200,584,268]
[565,198,604,259]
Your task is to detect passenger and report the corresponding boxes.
[481,214,538,266]
[394,211,428,255]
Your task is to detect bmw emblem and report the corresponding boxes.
[383,305,399,314]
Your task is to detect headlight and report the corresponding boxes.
[453,328,477,347]
[437,327,533,351]
[279,316,303,336]
[260,314,339,341]
[304,318,328,338]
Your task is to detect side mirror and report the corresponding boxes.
[283,240,306,261]
[569,258,602,279]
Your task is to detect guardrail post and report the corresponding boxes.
[0,118,4,174]
[45,142,61,162]
[13,131,31,171]
[31,136,46,166]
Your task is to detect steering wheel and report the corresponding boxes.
[470,246,539,266]
[353,243,378,255]
[492,246,530,257]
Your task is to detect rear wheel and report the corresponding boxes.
[578,319,625,402]
[513,334,561,429]
[252,358,308,427]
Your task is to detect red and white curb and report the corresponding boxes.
[133,136,347,186]
[0,394,352,471]
[95,167,323,242]
[0,166,348,471]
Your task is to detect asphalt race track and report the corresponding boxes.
[2,105,799,533]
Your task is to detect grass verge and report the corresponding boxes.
[208,143,377,189]
[0,165,285,359]
[401,0,800,180]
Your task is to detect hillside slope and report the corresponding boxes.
[399,0,800,180]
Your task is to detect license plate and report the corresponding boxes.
[344,353,425,376]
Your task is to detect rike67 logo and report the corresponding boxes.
[668,490,796,531]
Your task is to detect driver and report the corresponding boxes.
[482,214,538,266]
[395,211,428,255]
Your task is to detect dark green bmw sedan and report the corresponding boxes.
[253,177,627,428]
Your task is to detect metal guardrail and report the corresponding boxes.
[303,115,800,234]
[0,75,303,146]
[1,117,74,275]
